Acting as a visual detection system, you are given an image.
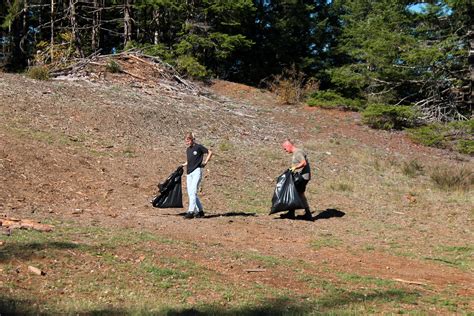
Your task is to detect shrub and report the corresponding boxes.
[407,124,445,148]
[124,41,174,62]
[401,160,424,178]
[142,44,174,61]
[266,66,316,105]
[329,182,353,192]
[176,55,208,79]
[307,90,365,111]
[457,140,474,155]
[106,59,122,73]
[430,165,473,191]
[407,120,473,155]
[362,104,419,130]
[27,66,50,80]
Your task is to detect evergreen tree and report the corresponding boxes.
[328,0,472,121]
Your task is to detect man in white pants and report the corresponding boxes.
[182,132,213,219]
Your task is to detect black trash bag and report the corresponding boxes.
[151,166,184,208]
[269,169,305,214]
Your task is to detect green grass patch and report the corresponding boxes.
[122,145,137,158]
[317,288,420,311]
[7,126,73,145]
[338,273,395,287]
[425,245,473,270]
[218,140,234,152]
[237,251,288,268]
[310,235,341,250]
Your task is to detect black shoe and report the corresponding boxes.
[195,211,205,218]
[298,210,313,221]
[184,213,194,219]
[280,211,296,219]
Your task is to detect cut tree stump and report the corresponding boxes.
[28,265,46,276]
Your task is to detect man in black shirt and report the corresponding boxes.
[182,132,213,219]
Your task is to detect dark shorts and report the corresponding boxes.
[295,179,309,193]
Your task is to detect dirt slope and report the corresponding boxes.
[0,72,472,313]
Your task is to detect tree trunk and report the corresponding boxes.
[92,0,101,51]
[20,0,28,57]
[51,0,54,62]
[153,9,160,45]
[69,0,84,57]
[124,0,132,46]
[469,28,473,106]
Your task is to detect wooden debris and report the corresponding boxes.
[243,268,267,273]
[393,278,427,286]
[28,265,46,276]
[49,51,202,96]
[0,217,53,232]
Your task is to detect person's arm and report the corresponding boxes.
[202,149,213,166]
[292,159,306,169]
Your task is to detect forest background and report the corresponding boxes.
[1,0,472,153]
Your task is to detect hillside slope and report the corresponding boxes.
[0,72,472,314]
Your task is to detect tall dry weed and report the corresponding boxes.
[264,66,318,104]
[430,165,473,191]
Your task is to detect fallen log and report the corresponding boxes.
[244,268,267,273]
[0,218,53,232]
[393,278,427,286]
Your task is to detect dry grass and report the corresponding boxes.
[430,164,473,191]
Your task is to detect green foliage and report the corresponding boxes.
[407,120,474,154]
[407,125,445,148]
[362,104,419,130]
[307,90,365,111]
[142,44,174,61]
[175,55,208,79]
[105,59,122,73]
[456,140,474,155]
[26,66,50,80]
[430,165,473,191]
[1,0,21,29]
[328,0,471,120]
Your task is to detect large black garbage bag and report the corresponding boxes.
[270,169,305,214]
[152,166,183,208]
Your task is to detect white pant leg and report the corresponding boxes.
[186,168,203,214]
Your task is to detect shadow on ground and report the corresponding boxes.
[0,288,420,315]
[0,241,93,262]
[163,212,257,218]
[313,208,345,221]
[271,208,346,222]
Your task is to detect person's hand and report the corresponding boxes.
[201,162,207,168]
[289,166,296,172]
